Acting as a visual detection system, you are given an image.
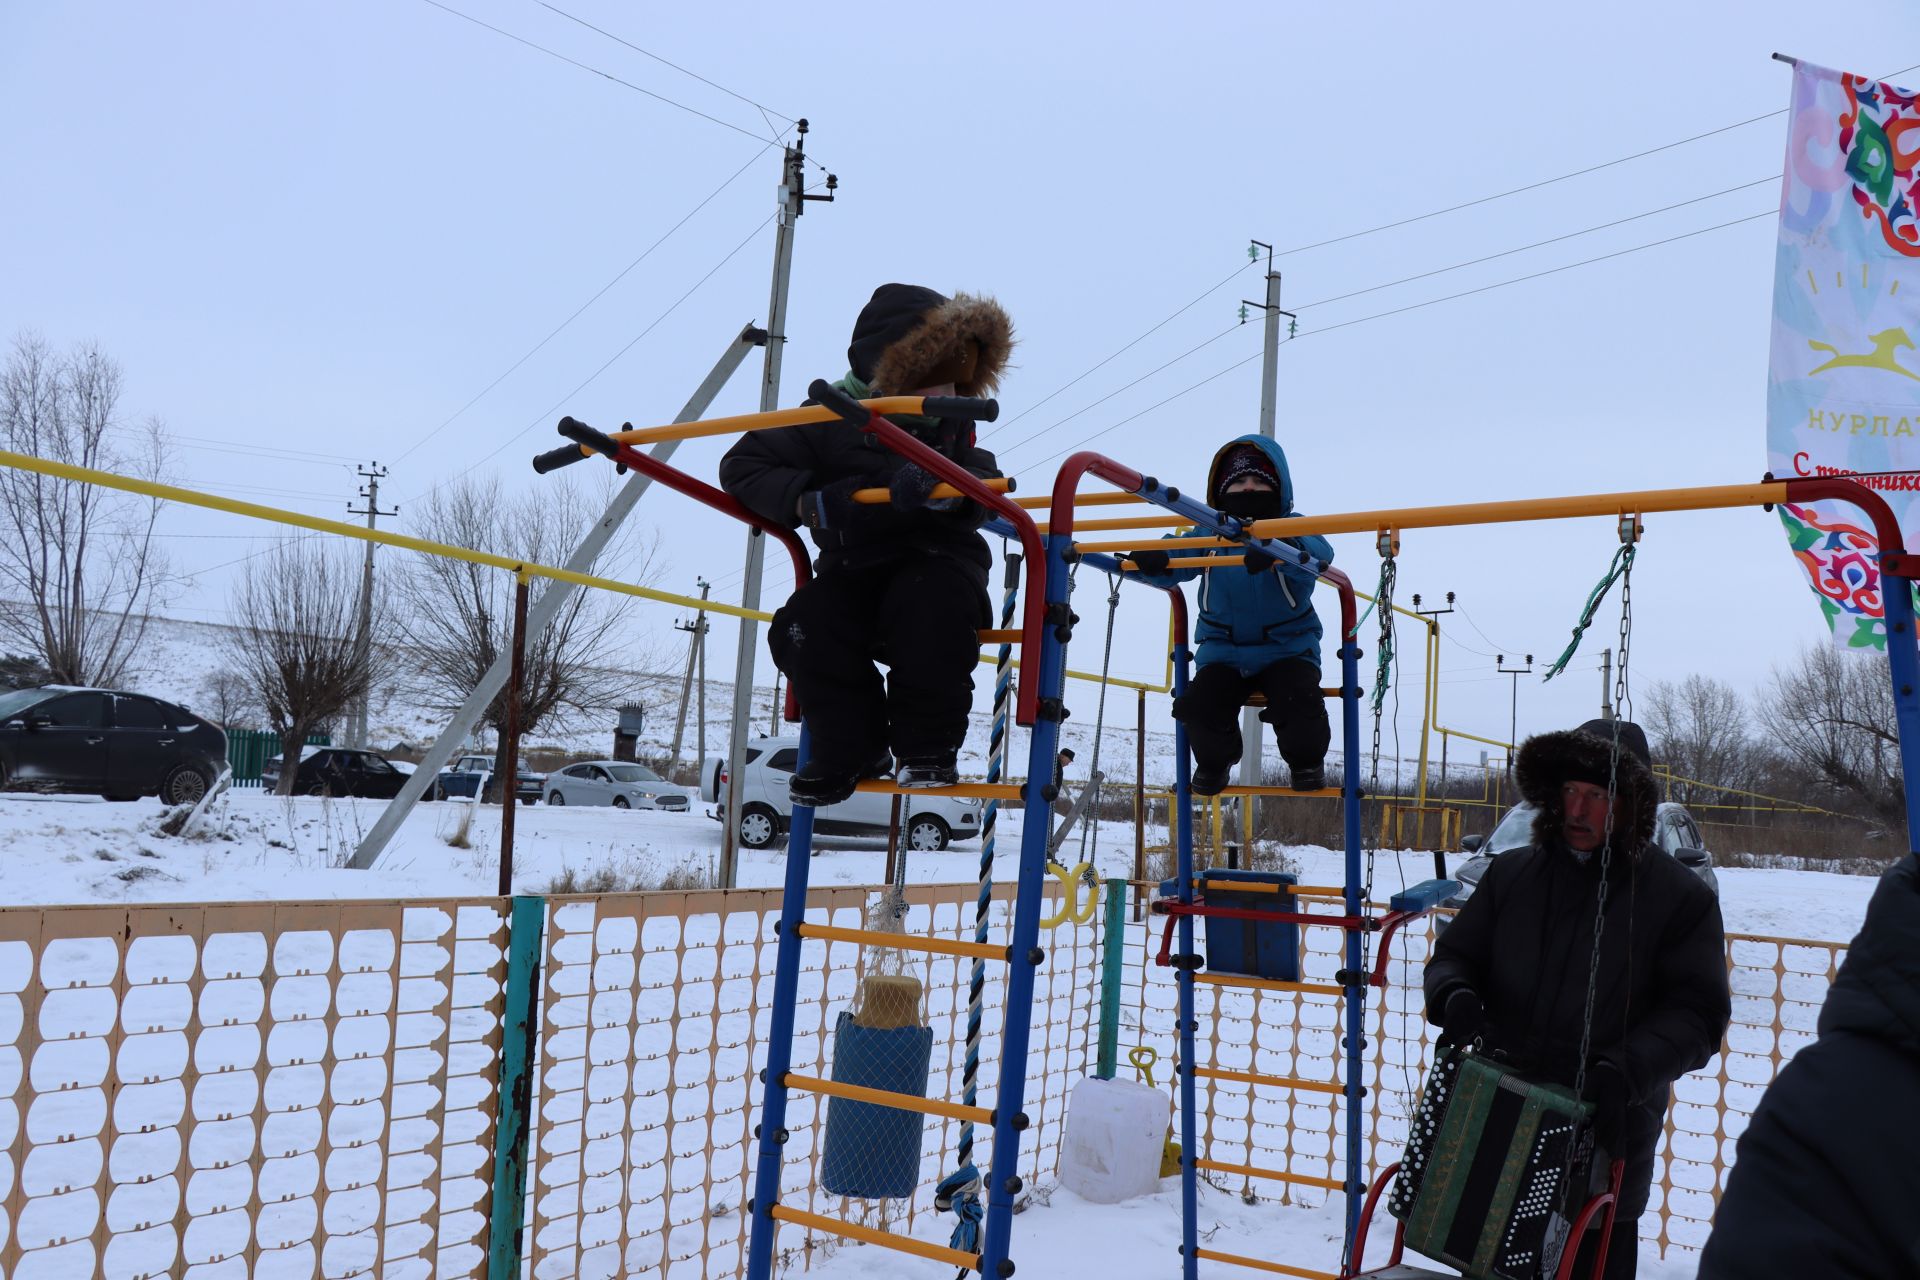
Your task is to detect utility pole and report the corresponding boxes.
[1600,647,1614,721]
[1236,240,1297,844]
[1496,653,1534,778]
[346,462,395,750]
[669,579,711,769]
[720,120,834,888]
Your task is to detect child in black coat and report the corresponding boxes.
[719,284,1014,805]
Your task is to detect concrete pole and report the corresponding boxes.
[347,329,759,869]
[1240,263,1283,841]
[346,462,392,750]
[668,578,711,768]
[720,136,809,888]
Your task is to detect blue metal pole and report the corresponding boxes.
[486,894,545,1280]
[976,533,1073,1280]
[744,725,818,1280]
[1172,640,1199,1280]
[1881,580,1920,846]
[1340,637,1365,1253]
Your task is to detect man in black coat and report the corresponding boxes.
[719,284,1014,805]
[1424,719,1731,1279]
[1696,852,1920,1278]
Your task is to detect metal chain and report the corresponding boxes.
[1361,549,1396,975]
[1076,577,1124,872]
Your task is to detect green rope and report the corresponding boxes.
[1542,543,1636,680]
[1358,555,1396,714]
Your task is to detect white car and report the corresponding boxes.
[544,760,692,811]
[711,735,983,851]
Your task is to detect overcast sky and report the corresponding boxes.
[6,1,1920,779]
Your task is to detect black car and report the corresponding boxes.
[263,747,410,798]
[0,685,228,805]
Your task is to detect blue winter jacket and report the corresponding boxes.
[1133,435,1334,675]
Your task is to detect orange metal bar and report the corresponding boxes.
[1184,879,1347,898]
[1192,972,1345,998]
[855,477,1014,504]
[1036,512,1190,534]
[769,1205,982,1271]
[1242,480,1787,541]
[977,628,1022,644]
[1195,1158,1345,1192]
[784,1073,993,1124]
[1121,553,1244,570]
[1191,1246,1337,1279]
[793,923,1006,962]
[851,779,1024,800]
[1191,1065,1344,1095]
[598,396,945,447]
[1013,491,1145,510]
[1075,534,1235,553]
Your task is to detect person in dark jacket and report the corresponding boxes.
[1696,853,1920,1278]
[1424,718,1730,1280]
[1126,436,1335,795]
[718,284,1014,804]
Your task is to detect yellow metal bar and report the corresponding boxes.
[854,476,1013,504]
[1191,1246,1338,1279]
[1122,553,1243,570]
[851,779,1024,800]
[1195,1158,1345,1191]
[1192,972,1345,998]
[1075,534,1236,553]
[793,923,1006,962]
[0,449,775,622]
[769,1205,982,1271]
[1191,1066,1345,1096]
[601,396,947,447]
[784,1073,993,1124]
[1288,885,1348,897]
[1187,878,1348,898]
[1014,491,1146,510]
[1243,480,1787,540]
[1439,725,1512,751]
[977,628,1022,644]
[1037,512,1190,534]
[1215,785,1344,798]
[989,653,1167,693]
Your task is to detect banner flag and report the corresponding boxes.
[1768,60,1920,650]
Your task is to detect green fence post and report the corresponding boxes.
[1096,878,1127,1080]
[488,894,545,1279]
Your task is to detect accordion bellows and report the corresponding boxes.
[1391,1051,1594,1280]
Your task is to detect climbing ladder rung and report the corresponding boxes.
[784,1073,993,1125]
[850,779,1025,800]
[1213,785,1346,798]
[792,923,1007,962]
[978,628,1022,644]
[1183,878,1348,899]
[1192,972,1345,998]
[769,1205,982,1271]
[1195,1158,1345,1192]
[1190,1065,1344,1095]
[1191,1247,1338,1279]
[1241,690,1348,704]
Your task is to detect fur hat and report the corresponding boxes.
[1211,444,1280,502]
[849,284,1015,397]
[1514,718,1659,852]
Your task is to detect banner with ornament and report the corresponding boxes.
[1768,59,1920,649]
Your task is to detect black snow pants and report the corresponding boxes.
[767,557,990,770]
[1172,658,1330,773]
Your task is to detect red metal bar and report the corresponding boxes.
[1781,477,1910,555]
[1339,1162,1406,1278]
[1553,1158,1625,1280]
[859,414,1048,724]
[1366,909,1425,988]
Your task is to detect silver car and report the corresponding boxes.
[1449,799,1717,913]
[544,760,691,811]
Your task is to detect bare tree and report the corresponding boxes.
[195,668,260,728]
[1755,645,1905,824]
[0,332,172,684]
[1644,674,1751,803]
[393,475,652,802]
[224,540,386,795]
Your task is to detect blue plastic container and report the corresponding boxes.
[1197,869,1301,981]
[819,1011,934,1198]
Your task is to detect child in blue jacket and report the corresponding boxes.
[1128,436,1333,796]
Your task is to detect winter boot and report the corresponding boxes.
[1191,762,1234,797]
[791,750,892,808]
[1290,762,1326,792]
[895,755,960,788]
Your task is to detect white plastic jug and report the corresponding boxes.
[1058,1075,1172,1204]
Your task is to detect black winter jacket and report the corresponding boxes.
[1425,839,1731,1189]
[1697,855,1920,1278]
[717,381,1000,585]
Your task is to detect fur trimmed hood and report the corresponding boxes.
[852,286,1015,397]
[1514,718,1659,853]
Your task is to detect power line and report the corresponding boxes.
[1017,207,1772,470]
[417,0,785,148]
[393,141,774,464]
[405,208,778,503]
[534,1,796,126]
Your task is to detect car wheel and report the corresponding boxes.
[906,815,951,852]
[548,791,566,806]
[739,803,781,849]
[613,795,631,809]
[160,765,209,807]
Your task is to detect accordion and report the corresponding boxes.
[1390,1049,1595,1280]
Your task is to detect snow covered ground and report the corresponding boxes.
[0,790,1883,945]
